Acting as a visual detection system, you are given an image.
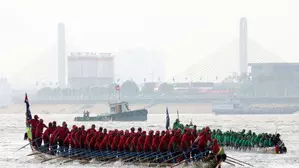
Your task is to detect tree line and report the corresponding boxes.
[37,80,175,99]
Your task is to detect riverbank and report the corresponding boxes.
[0,103,213,114]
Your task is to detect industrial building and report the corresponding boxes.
[249,63,299,96]
[68,52,114,88]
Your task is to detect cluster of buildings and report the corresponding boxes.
[57,23,114,89]
[55,19,299,97]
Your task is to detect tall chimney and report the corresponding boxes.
[239,17,248,76]
[58,23,66,88]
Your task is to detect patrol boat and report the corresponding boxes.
[74,101,148,121]
[212,96,299,115]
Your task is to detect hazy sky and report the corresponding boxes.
[0,0,297,88]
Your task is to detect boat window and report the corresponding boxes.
[125,104,130,110]
[118,105,122,113]
[110,106,116,113]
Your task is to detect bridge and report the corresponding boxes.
[169,38,285,83]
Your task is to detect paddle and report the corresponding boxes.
[99,151,135,165]
[81,150,137,165]
[223,161,236,167]
[62,149,91,164]
[161,150,193,164]
[150,151,176,163]
[42,148,87,163]
[226,159,244,167]
[92,150,120,159]
[15,137,42,152]
[170,159,187,168]
[130,152,154,162]
[133,152,159,162]
[122,152,145,162]
[161,150,207,167]
[170,150,198,168]
[163,146,200,164]
[79,149,121,162]
[27,143,52,156]
[227,156,254,167]
[97,151,130,162]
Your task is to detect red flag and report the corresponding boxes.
[25,93,28,102]
[115,85,120,90]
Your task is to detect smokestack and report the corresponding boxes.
[58,22,66,88]
[239,17,248,76]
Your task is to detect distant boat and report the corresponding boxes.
[74,101,148,121]
[212,96,299,115]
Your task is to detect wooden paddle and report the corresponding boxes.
[226,159,244,167]
[223,161,235,167]
[227,156,254,167]
[15,137,42,152]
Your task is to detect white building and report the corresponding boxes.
[68,52,114,88]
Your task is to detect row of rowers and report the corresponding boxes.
[28,115,220,154]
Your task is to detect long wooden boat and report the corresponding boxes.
[24,94,222,167]
[27,146,221,168]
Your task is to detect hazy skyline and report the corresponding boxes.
[0,0,296,89]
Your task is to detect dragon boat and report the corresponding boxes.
[223,144,287,154]
[214,141,287,156]
[24,94,223,168]
[173,121,287,156]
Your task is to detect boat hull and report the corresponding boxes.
[28,147,219,168]
[224,146,282,154]
[74,109,148,121]
[213,104,298,115]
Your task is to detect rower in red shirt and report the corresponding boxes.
[42,122,54,149]
[158,131,171,152]
[197,127,212,153]
[118,130,129,151]
[49,126,60,155]
[35,119,47,147]
[144,130,154,152]
[212,139,220,155]
[136,131,146,152]
[151,131,160,152]
[58,122,69,151]
[27,115,39,144]
[130,132,140,152]
[111,131,122,151]
[124,131,134,151]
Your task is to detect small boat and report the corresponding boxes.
[74,101,148,121]
[24,94,222,167]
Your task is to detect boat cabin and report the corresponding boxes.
[109,101,131,114]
